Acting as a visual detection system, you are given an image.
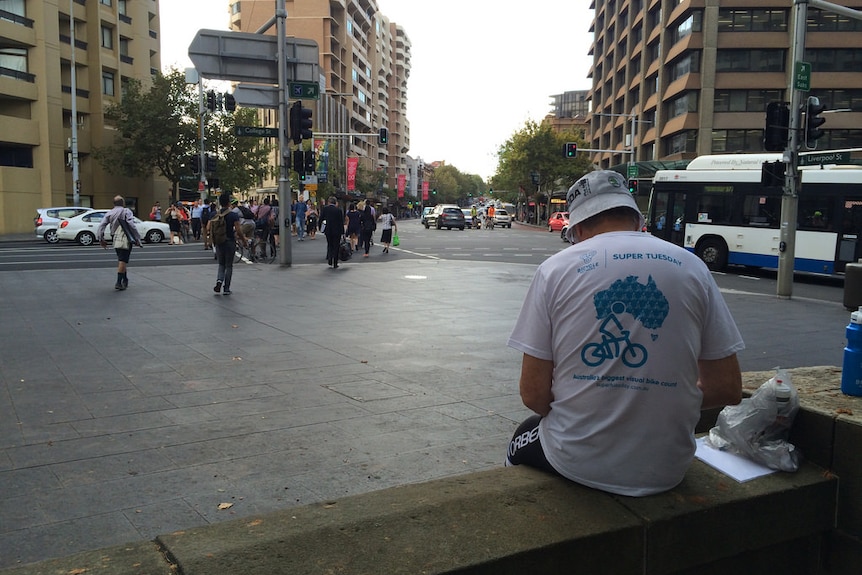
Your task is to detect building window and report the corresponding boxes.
[0,47,27,73]
[666,130,697,155]
[100,0,112,6]
[716,49,784,72]
[102,70,115,95]
[667,92,698,119]
[0,0,25,18]
[711,129,763,153]
[808,9,862,31]
[0,145,34,168]
[717,9,787,32]
[231,2,241,15]
[805,48,862,72]
[672,11,702,43]
[101,25,113,49]
[669,52,700,82]
[815,89,862,111]
[713,89,784,112]
[118,0,127,15]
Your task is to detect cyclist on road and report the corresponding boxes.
[505,170,744,497]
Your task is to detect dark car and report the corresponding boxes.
[426,205,465,230]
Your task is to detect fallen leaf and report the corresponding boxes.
[218,502,234,510]
[68,569,89,575]
[360,360,368,364]
[232,356,242,361]
[247,519,263,527]
[232,324,239,328]
[836,408,854,416]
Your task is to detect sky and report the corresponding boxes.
[159,1,595,181]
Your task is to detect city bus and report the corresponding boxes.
[647,153,862,274]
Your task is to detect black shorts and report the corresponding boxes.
[115,248,132,263]
[506,414,559,476]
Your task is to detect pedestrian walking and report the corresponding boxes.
[200,199,214,250]
[319,196,345,268]
[149,201,161,222]
[165,202,184,245]
[505,170,744,496]
[345,202,361,251]
[306,201,318,239]
[97,195,142,290]
[190,199,203,241]
[379,206,396,253]
[295,197,308,241]
[359,202,375,257]
[208,192,246,295]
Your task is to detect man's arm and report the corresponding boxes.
[519,353,554,416]
[698,354,743,410]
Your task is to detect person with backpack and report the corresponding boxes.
[207,192,246,295]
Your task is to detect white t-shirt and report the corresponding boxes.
[508,231,744,496]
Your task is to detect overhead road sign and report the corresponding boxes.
[188,29,319,84]
[234,84,279,109]
[289,81,319,100]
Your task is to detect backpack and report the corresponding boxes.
[238,205,254,220]
[210,208,230,245]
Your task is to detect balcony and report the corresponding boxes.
[0,71,37,101]
[0,16,36,47]
[0,8,33,28]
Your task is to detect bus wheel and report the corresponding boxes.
[696,238,728,271]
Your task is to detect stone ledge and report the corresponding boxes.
[2,461,835,575]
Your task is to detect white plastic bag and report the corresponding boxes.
[705,368,801,471]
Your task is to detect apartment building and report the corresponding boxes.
[546,89,590,138]
[588,0,862,170]
[229,0,411,195]
[0,0,163,235]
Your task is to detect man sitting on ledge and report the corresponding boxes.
[506,170,745,496]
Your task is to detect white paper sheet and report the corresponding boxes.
[694,437,777,483]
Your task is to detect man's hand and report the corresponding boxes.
[99,239,107,249]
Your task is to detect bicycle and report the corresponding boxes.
[251,226,277,263]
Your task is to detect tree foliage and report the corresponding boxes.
[95,68,271,200]
[490,120,591,197]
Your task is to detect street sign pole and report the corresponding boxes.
[277,0,292,266]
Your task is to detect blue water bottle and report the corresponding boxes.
[841,307,862,396]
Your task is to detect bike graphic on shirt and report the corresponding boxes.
[581,305,647,367]
[581,275,669,368]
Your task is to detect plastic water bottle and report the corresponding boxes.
[841,307,862,396]
[774,370,792,421]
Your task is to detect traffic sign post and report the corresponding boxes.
[289,81,319,100]
[187,14,321,267]
[794,61,811,91]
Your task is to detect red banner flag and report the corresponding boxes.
[422,181,429,201]
[397,174,406,198]
[346,157,358,191]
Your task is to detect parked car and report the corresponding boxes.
[56,209,169,245]
[34,206,92,244]
[425,204,465,230]
[493,209,512,228]
[548,211,569,233]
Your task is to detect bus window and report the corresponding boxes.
[742,195,780,227]
[696,192,732,224]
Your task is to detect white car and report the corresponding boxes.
[34,206,92,244]
[493,209,512,228]
[57,209,169,245]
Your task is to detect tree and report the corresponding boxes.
[95,68,271,201]
[94,69,198,200]
[491,120,591,198]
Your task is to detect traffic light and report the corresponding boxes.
[206,90,216,112]
[763,101,789,152]
[761,161,786,187]
[804,96,826,149]
[223,93,236,112]
[205,154,217,173]
[378,128,388,145]
[293,149,305,179]
[628,179,638,194]
[190,155,201,174]
[289,101,313,144]
[304,150,315,175]
[564,142,578,158]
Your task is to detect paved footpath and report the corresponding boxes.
[0,257,849,568]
